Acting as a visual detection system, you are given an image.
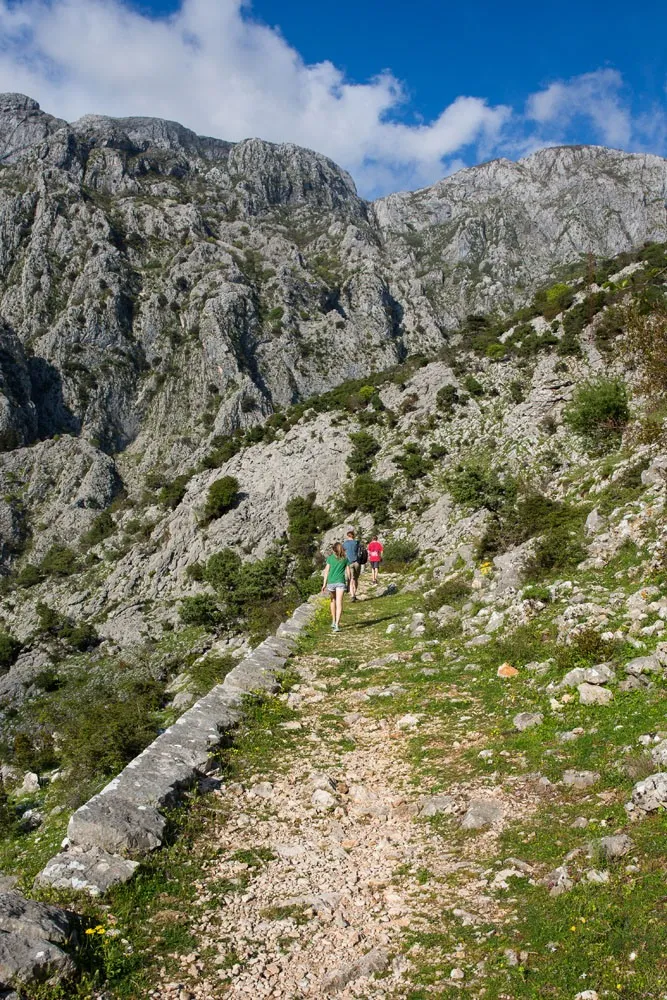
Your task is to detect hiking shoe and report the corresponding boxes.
[333,623,340,632]
[351,595,357,602]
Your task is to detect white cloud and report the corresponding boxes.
[526,69,632,147]
[0,2,664,196]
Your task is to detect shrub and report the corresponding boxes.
[179,594,222,627]
[534,282,575,320]
[509,380,526,404]
[204,548,242,596]
[202,476,240,522]
[436,384,461,415]
[34,602,99,650]
[485,342,507,362]
[40,545,78,577]
[343,474,393,523]
[564,377,630,451]
[185,562,205,582]
[463,375,484,397]
[382,539,420,566]
[346,431,380,475]
[522,583,552,603]
[424,576,471,609]
[159,473,192,509]
[286,494,332,564]
[55,677,164,783]
[446,461,515,512]
[393,443,432,480]
[81,510,115,549]
[0,631,21,672]
[17,563,43,588]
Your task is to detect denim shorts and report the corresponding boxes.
[327,583,346,592]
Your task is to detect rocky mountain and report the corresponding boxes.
[0,93,666,464]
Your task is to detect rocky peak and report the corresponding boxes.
[0,92,67,162]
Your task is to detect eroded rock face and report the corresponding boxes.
[0,93,665,466]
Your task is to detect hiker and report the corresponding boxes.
[342,529,362,602]
[367,534,384,584]
[321,541,350,632]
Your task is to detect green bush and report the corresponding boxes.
[564,377,630,451]
[40,545,79,577]
[34,602,99,650]
[525,527,587,580]
[202,476,240,522]
[446,461,515,512]
[55,677,164,783]
[534,282,575,320]
[463,375,484,397]
[508,380,526,404]
[436,384,462,415]
[286,494,332,564]
[485,342,507,362]
[159,473,193,510]
[346,431,380,475]
[0,631,21,672]
[179,595,222,627]
[81,510,116,549]
[343,474,393,523]
[204,548,242,596]
[424,576,471,609]
[382,539,420,566]
[17,563,43,588]
[393,443,432,480]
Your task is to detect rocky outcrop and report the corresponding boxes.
[0,890,77,993]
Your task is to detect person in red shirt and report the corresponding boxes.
[367,535,383,584]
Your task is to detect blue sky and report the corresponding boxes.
[1,0,665,196]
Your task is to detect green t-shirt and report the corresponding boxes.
[326,554,349,585]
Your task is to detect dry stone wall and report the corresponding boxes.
[0,600,317,996]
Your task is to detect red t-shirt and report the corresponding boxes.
[367,541,383,562]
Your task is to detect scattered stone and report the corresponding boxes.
[18,772,40,795]
[560,664,614,687]
[592,834,633,861]
[571,817,589,829]
[311,772,336,793]
[450,967,465,980]
[629,772,667,813]
[497,662,519,678]
[651,739,667,766]
[562,770,600,789]
[468,634,492,647]
[625,654,661,676]
[460,798,503,830]
[574,991,600,1000]
[540,865,573,896]
[419,795,456,818]
[513,712,543,731]
[396,714,420,730]
[18,809,43,832]
[311,789,337,811]
[322,946,389,993]
[585,869,610,883]
[578,683,612,706]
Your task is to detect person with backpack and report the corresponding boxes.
[321,542,350,632]
[367,534,384,584]
[342,530,362,602]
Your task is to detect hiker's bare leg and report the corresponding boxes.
[335,588,344,626]
[330,593,336,623]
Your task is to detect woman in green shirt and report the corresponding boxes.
[321,542,350,632]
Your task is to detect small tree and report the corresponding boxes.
[0,631,21,672]
[179,595,222,627]
[202,476,240,522]
[564,377,629,452]
[346,432,380,475]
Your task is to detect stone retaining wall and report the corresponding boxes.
[34,599,318,897]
